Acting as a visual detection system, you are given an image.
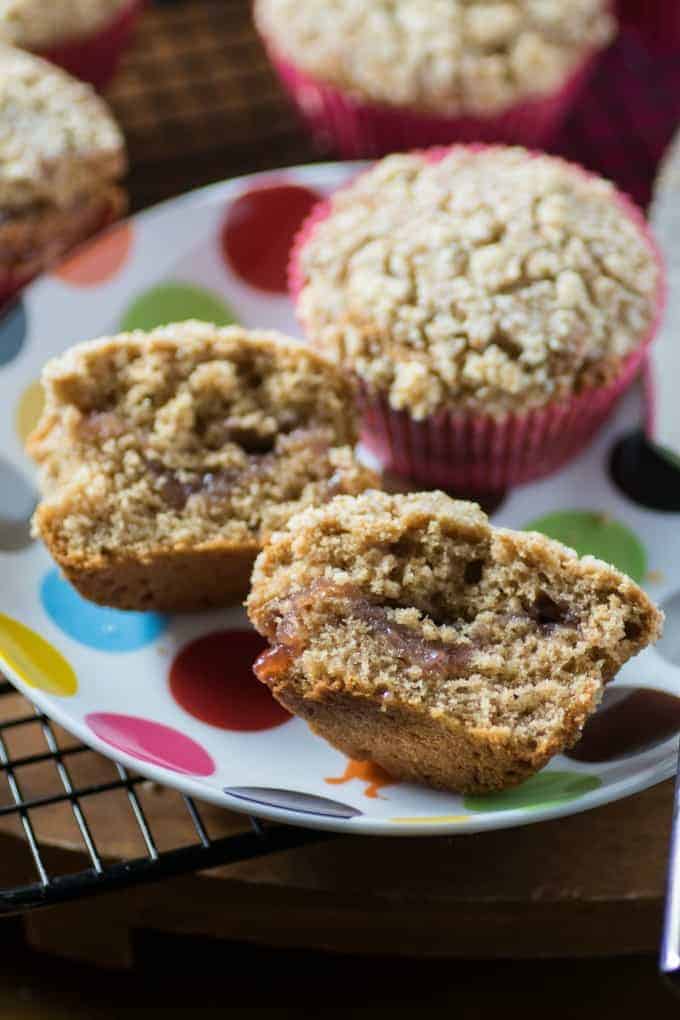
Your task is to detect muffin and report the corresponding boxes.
[248,490,662,794]
[617,0,680,52]
[26,322,377,612]
[254,0,616,157]
[292,146,664,494]
[0,0,143,88]
[0,46,126,307]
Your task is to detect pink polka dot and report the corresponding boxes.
[55,222,133,286]
[221,183,322,293]
[169,630,291,732]
[86,712,215,777]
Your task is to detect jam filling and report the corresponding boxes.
[254,578,584,687]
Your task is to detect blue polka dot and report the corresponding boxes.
[0,301,27,367]
[40,569,167,652]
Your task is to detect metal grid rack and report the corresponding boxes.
[0,680,327,914]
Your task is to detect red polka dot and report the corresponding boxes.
[55,222,133,286]
[222,183,322,293]
[169,630,292,732]
[86,712,215,776]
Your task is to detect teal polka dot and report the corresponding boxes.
[40,568,167,653]
[524,510,646,582]
[120,282,236,332]
[0,300,27,367]
[464,771,601,813]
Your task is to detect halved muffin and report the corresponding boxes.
[27,321,377,611]
[247,490,662,794]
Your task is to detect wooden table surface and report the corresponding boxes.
[0,1,679,1011]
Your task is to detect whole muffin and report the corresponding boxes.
[248,490,662,794]
[0,0,143,87]
[0,46,126,307]
[292,146,664,493]
[27,322,378,611]
[255,0,616,156]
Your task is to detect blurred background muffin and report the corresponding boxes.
[617,0,680,53]
[254,0,617,157]
[0,0,143,88]
[292,145,663,494]
[0,45,126,307]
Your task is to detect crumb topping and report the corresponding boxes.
[0,45,125,211]
[298,148,660,418]
[0,0,130,49]
[255,0,615,115]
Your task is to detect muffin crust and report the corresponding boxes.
[255,0,615,116]
[297,148,661,419]
[0,0,131,49]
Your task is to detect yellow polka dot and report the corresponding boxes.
[15,382,45,444]
[0,614,77,697]
[391,815,470,824]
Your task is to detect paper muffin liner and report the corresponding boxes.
[37,0,144,89]
[617,0,680,52]
[262,39,601,157]
[290,145,667,493]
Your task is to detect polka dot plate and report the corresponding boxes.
[0,162,678,837]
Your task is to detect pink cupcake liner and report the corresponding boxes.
[617,0,680,52]
[290,145,666,493]
[262,39,602,157]
[37,0,144,90]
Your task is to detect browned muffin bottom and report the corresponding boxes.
[247,491,662,794]
[27,322,377,611]
[0,185,126,277]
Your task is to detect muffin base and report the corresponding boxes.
[37,535,259,613]
[0,186,126,310]
[37,0,144,89]
[263,42,600,157]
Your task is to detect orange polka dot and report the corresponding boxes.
[55,222,133,287]
[15,381,45,444]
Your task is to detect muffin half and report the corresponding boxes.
[248,490,662,794]
[27,322,377,611]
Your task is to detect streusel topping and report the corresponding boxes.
[255,0,615,116]
[0,45,125,211]
[297,148,661,418]
[0,0,130,49]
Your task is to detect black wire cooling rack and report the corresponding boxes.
[0,679,328,914]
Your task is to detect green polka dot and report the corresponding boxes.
[120,283,237,332]
[524,510,646,582]
[464,771,601,813]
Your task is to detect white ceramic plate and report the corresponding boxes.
[0,162,678,836]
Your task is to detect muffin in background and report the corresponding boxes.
[0,0,143,88]
[617,0,680,53]
[0,45,127,307]
[254,0,616,157]
[291,145,664,495]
